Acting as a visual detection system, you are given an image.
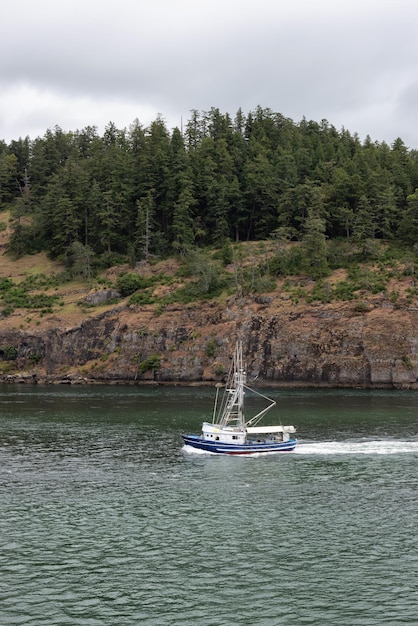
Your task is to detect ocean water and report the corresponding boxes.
[0,385,417,625]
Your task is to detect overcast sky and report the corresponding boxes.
[1,0,418,148]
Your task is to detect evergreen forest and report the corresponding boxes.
[2,106,418,280]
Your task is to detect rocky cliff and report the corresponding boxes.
[2,293,418,388]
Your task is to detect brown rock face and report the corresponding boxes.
[1,297,418,387]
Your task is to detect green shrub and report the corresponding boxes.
[307,281,332,303]
[129,291,156,305]
[94,252,127,269]
[116,273,152,297]
[139,354,161,374]
[251,274,277,294]
[333,281,357,300]
[0,281,59,312]
[0,277,13,292]
[1,305,13,317]
[205,338,217,357]
[2,346,18,360]
[220,240,233,265]
[270,247,305,276]
[402,355,414,370]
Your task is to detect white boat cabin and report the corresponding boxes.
[202,422,296,444]
[202,422,246,444]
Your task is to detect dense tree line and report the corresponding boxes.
[1,106,418,269]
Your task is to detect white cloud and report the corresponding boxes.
[0,84,166,141]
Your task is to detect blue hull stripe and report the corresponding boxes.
[182,434,296,454]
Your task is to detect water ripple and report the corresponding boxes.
[1,388,417,625]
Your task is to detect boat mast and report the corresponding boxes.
[218,341,246,428]
[236,341,245,427]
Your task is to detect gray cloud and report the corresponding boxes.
[1,0,418,147]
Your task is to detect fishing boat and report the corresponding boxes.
[182,341,297,455]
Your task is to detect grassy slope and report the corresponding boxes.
[0,209,416,335]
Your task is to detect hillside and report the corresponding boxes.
[1,210,418,388]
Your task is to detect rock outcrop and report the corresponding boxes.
[1,294,418,387]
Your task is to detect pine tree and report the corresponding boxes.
[135,190,156,262]
[302,209,329,278]
[171,179,196,256]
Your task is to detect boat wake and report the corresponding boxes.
[182,444,217,455]
[296,440,418,455]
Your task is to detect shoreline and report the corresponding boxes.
[2,373,418,390]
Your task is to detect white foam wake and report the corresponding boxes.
[295,440,418,455]
[182,444,217,455]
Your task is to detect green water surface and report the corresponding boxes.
[0,385,417,625]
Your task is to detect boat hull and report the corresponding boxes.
[182,434,297,455]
